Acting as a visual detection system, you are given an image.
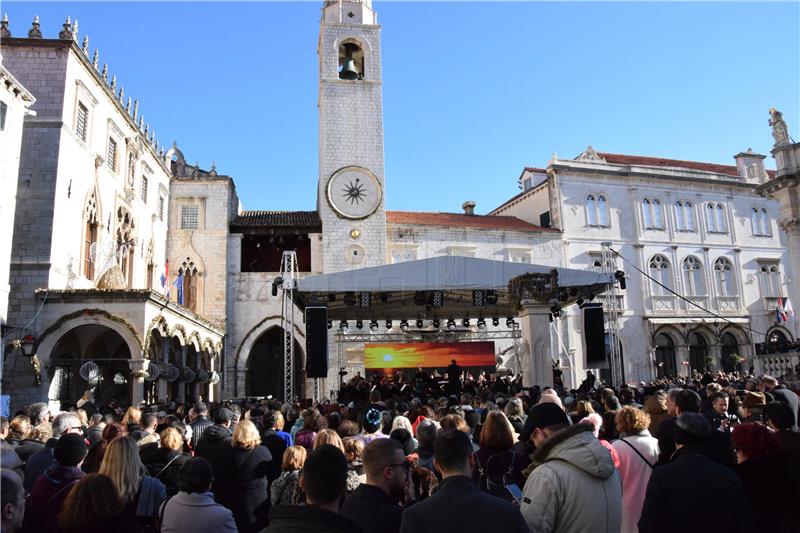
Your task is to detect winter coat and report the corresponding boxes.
[190,416,215,448]
[471,447,531,489]
[734,452,800,533]
[142,446,191,496]
[770,385,799,430]
[15,438,46,465]
[262,429,288,483]
[26,465,85,533]
[611,431,659,533]
[195,424,233,501]
[341,483,402,533]
[23,438,56,493]
[399,475,527,533]
[294,430,316,452]
[520,424,622,533]
[159,491,238,533]
[228,445,273,533]
[263,504,363,533]
[270,470,301,506]
[638,444,755,533]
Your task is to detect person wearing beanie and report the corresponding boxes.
[639,413,755,533]
[520,402,622,533]
[26,433,88,533]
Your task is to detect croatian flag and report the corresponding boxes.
[173,271,184,305]
[785,298,795,321]
[160,261,169,299]
[776,297,788,323]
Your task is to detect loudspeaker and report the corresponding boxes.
[305,307,329,378]
[583,303,606,364]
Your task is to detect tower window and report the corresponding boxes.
[338,40,365,80]
[181,205,198,229]
[76,102,89,142]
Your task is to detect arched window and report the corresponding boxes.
[180,258,199,312]
[714,257,737,297]
[682,256,705,296]
[83,192,99,280]
[751,207,770,236]
[759,209,770,236]
[338,40,365,80]
[706,202,727,233]
[586,195,597,226]
[675,201,695,231]
[759,263,781,298]
[655,333,677,378]
[597,195,609,226]
[642,198,664,229]
[115,207,136,288]
[649,255,672,295]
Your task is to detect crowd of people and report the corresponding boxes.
[1,366,799,533]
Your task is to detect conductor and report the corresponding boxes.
[446,359,462,397]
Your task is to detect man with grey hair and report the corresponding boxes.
[23,411,82,493]
[639,413,755,533]
[759,375,798,430]
[27,403,50,427]
[1,469,25,533]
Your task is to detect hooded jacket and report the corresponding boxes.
[195,424,233,502]
[27,465,86,533]
[520,424,622,533]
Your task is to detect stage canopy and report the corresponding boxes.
[294,256,614,321]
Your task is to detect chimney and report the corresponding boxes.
[462,201,476,216]
[733,148,767,183]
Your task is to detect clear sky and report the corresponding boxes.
[4,1,799,214]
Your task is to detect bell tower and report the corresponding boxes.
[318,0,387,273]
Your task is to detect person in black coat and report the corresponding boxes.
[195,408,233,502]
[227,420,273,533]
[190,402,215,448]
[639,413,756,533]
[760,376,799,430]
[341,439,407,533]
[141,427,191,497]
[399,429,527,533]
[261,412,288,484]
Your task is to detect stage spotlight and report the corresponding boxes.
[385,320,392,329]
[551,305,561,319]
[327,320,332,330]
[477,318,486,330]
[344,292,356,306]
[462,318,470,328]
[506,318,516,328]
[615,270,627,290]
[328,293,336,303]
[414,291,427,305]
[492,317,500,327]
[380,292,389,302]
[432,319,440,329]
[271,276,283,297]
[356,320,363,329]
[339,321,349,332]
[576,298,585,307]
[400,320,410,332]
[369,321,379,332]
[447,319,456,331]
[485,290,498,305]
[416,319,424,329]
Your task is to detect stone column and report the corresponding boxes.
[128,358,147,406]
[177,345,187,401]
[518,300,554,388]
[159,337,169,400]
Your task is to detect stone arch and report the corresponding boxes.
[144,315,169,350]
[186,331,202,353]
[652,324,684,346]
[36,310,142,367]
[168,324,188,347]
[334,35,370,80]
[720,325,750,346]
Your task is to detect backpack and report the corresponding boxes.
[476,452,516,501]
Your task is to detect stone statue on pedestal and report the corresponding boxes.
[769,108,791,146]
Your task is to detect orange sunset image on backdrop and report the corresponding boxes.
[364,341,496,370]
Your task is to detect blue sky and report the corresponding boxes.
[4,2,799,213]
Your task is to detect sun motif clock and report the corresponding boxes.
[326,166,382,220]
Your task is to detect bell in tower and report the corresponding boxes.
[338,42,363,80]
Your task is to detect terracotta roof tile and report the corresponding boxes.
[387,211,558,232]
[597,152,776,178]
[231,211,321,229]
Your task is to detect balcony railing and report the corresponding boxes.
[716,296,739,312]
[684,296,708,312]
[651,295,677,313]
[752,352,800,378]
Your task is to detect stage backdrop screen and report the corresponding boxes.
[364,342,496,370]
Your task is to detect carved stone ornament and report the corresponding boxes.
[1,14,11,39]
[58,16,73,39]
[508,269,560,310]
[95,264,127,289]
[769,108,791,146]
[28,15,42,38]
[576,145,606,162]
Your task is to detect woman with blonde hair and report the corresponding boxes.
[98,436,166,529]
[121,407,142,433]
[611,406,659,533]
[141,427,191,496]
[270,445,306,506]
[228,419,273,532]
[312,429,360,492]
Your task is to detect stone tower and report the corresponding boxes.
[318,0,387,273]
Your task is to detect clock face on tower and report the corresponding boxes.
[326,166,382,220]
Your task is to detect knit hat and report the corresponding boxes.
[741,391,766,409]
[520,402,570,443]
[54,433,88,467]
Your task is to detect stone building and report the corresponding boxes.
[1,17,223,412]
[492,146,794,385]
[0,43,36,329]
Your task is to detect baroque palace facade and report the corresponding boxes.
[1,2,797,411]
